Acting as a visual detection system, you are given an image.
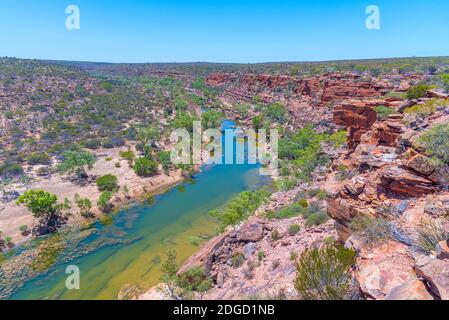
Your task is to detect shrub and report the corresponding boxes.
[414,218,447,255]
[119,150,135,161]
[157,151,173,172]
[83,139,101,149]
[19,225,29,234]
[414,124,449,166]
[187,236,202,247]
[294,245,356,300]
[258,251,265,261]
[289,251,299,261]
[305,211,329,227]
[0,163,24,178]
[275,203,305,219]
[96,174,118,192]
[26,152,51,165]
[209,190,269,232]
[404,99,448,116]
[178,267,213,295]
[375,105,397,120]
[231,253,245,268]
[350,215,393,246]
[298,198,309,208]
[439,73,449,90]
[406,83,433,99]
[97,191,113,213]
[288,224,301,235]
[74,194,92,218]
[271,230,281,241]
[329,130,347,148]
[133,157,158,177]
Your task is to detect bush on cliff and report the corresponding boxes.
[294,244,356,300]
[415,124,449,166]
[96,174,118,192]
[209,189,270,232]
[406,83,433,99]
[133,157,158,177]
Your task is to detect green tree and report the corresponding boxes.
[16,190,66,234]
[57,149,96,180]
[171,112,197,132]
[202,110,223,129]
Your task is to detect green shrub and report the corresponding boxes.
[97,191,113,213]
[187,236,202,247]
[406,83,433,99]
[133,157,158,177]
[0,163,24,178]
[414,124,449,166]
[119,150,135,161]
[275,203,306,219]
[329,130,347,148]
[305,211,329,227]
[298,198,309,208]
[350,215,392,246]
[258,251,265,261]
[271,230,281,241]
[96,174,118,192]
[294,245,356,300]
[231,253,245,268]
[414,218,447,255]
[289,251,299,261]
[26,152,51,165]
[209,190,270,232]
[439,73,449,90]
[375,105,397,120]
[178,267,213,294]
[74,194,92,218]
[288,224,301,235]
[404,99,448,116]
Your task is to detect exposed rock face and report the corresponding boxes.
[380,167,436,197]
[236,217,266,242]
[415,259,449,300]
[384,279,434,300]
[356,241,415,299]
[205,72,411,127]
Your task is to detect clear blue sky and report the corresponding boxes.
[0,0,448,63]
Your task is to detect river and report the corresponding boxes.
[10,120,270,300]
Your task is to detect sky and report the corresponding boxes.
[0,0,448,63]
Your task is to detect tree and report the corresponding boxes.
[171,112,197,132]
[202,110,223,129]
[16,190,66,234]
[57,149,96,180]
[134,157,158,177]
[252,115,264,131]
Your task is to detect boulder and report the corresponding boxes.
[405,154,436,176]
[415,258,449,300]
[384,279,434,300]
[380,167,436,197]
[436,240,449,260]
[242,242,257,259]
[237,217,265,242]
[356,241,415,299]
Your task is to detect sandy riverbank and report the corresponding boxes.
[0,146,188,245]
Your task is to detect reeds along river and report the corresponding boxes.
[10,120,270,300]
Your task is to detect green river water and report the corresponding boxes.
[10,120,270,300]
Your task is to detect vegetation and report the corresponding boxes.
[294,245,356,300]
[16,190,66,234]
[375,105,397,120]
[26,152,52,165]
[304,211,329,227]
[57,149,96,180]
[160,250,212,300]
[406,83,433,99]
[96,174,119,192]
[404,99,448,116]
[414,124,449,166]
[350,215,393,246]
[97,191,114,213]
[209,189,270,232]
[31,233,64,272]
[288,224,301,235]
[202,110,224,129]
[133,157,158,177]
[414,218,448,255]
[74,194,92,218]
